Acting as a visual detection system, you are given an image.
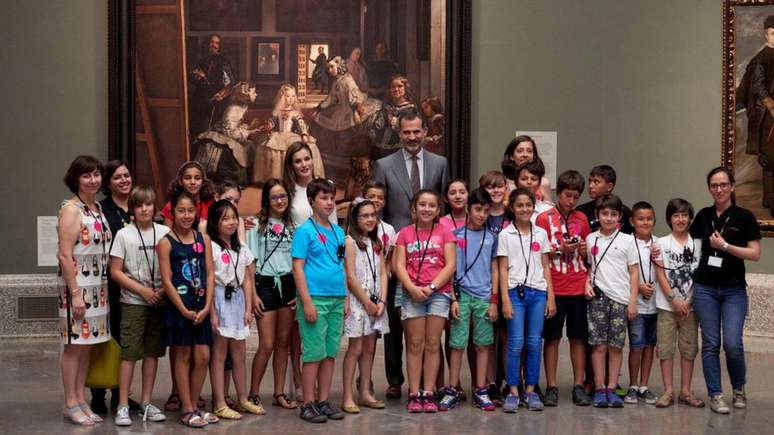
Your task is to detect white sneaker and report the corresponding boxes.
[114,405,132,426]
[139,403,167,422]
[710,395,730,414]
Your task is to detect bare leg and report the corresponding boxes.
[628,348,642,387]
[249,311,277,396]
[359,334,378,402]
[229,340,248,403]
[75,345,91,405]
[290,321,303,397]
[569,339,586,386]
[422,316,447,392]
[543,339,560,387]
[448,347,464,388]
[474,345,490,388]
[173,347,194,413]
[660,358,674,395]
[61,344,87,421]
[189,345,211,410]
[302,361,320,404]
[591,345,607,388]
[273,308,294,398]
[210,335,229,409]
[607,347,624,389]
[679,358,695,397]
[639,345,655,387]
[317,357,336,402]
[140,356,158,404]
[342,337,363,407]
[403,318,427,394]
[118,359,135,406]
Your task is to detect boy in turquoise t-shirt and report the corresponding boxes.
[291,178,347,423]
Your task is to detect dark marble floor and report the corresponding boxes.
[2,338,773,434]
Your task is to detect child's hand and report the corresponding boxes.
[364,300,378,316]
[487,303,499,322]
[559,240,578,255]
[243,310,251,327]
[210,314,219,331]
[194,309,208,325]
[375,301,385,317]
[303,302,318,323]
[584,282,595,300]
[154,288,166,301]
[502,299,513,320]
[345,298,351,317]
[253,297,265,319]
[243,216,256,231]
[627,302,637,320]
[410,286,428,302]
[639,283,654,299]
[185,309,197,322]
[450,301,460,320]
[672,298,689,319]
[545,296,557,319]
[649,243,661,259]
[579,239,587,255]
[141,287,160,305]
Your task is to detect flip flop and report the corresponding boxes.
[180,411,208,428]
[78,402,103,423]
[198,410,220,424]
[63,405,95,426]
[272,393,298,410]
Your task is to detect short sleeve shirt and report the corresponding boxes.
[396,223,456,293]
[497,223,552,291]
[633,237,658,315]
[535,208,590,296]
[654,234,702,312]
[690,205,761,287]
[109,223,170,305]
[585,230,638,306]
[291,219,347,297]
[211,242,255,287]
[452,226,498,299]
[246,217,295,277]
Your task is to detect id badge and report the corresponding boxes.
[708,255,723,268]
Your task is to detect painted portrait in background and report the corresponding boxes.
[111,0,470,215]
[724,0,774,235]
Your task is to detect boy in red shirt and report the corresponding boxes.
[535,170,592,406]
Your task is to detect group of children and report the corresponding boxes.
[104,151,706,428]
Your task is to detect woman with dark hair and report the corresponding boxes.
[58,155,112,425]
[284,142,337,226]
[88,160,137,413]
[689,166,761,414]
[501,135,552,201]
[245,178,299,410]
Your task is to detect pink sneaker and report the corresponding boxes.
[407,393,423,413]
[422,391,438,413]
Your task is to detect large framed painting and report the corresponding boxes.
[723,0,774,235]
[108,0,471,216]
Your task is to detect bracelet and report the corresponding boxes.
[489,293,499,304]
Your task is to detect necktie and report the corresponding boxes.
[410,155,421,193]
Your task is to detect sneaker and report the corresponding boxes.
[407,393,423,413]
[638,388,658,405]
[524,392,544,411]
[316,400,344,420]
[582,380,595,396]
[572,384,591,406]
[614,384,627,398]
[502,393,519,413]
[139,403,166,422]
[534,385,546,403]
[299,402,327,423]
[488,383,503,407]
[114,405,131,426]
[543,386,559,407]
[592,389,609,408]
[732,388,747,409]
[422,391,438,413]
[437,387,461,411]
[710,395,730,414]
[473,387,496,411]
[607,389,624,408]
[624,387,639,404]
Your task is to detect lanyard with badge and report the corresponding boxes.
[591,230,620,298]
[412,222,436,285]
[453,221,487,299]
[514,222,534,299]
[363,240,381,304]
[707,215,730,268]
[635,236,654,299]
[135,222,157,290]
[222,245,240,301]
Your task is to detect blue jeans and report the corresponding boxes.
[505,286,547,387]
[692,283,748,396]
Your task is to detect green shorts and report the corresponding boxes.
[120,303,165,361]
[297,296,345,363]
[449,291,494,348]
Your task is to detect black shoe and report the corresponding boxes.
[544,386,559,407]
[316,400,344,420]
[488,383,503,407]
[90,388,108,414]
[572,384,592,406]
[299,402,327,423]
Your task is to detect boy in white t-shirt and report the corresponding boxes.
[652,199,704,408]
[624,202,659,405]
[584,194,639,409]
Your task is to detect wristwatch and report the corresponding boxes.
[429,283,437,291]
[666,292,675,303]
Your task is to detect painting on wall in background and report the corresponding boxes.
[723,0,774,235]
[111,0,472,216]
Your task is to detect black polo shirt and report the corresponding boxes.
[690,204,761,287]
[576,200,633,235]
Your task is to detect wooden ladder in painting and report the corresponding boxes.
[134,62,164,203]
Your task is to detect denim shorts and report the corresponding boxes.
[400,290,451,320]
[628,313,657,349]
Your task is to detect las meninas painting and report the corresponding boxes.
[176,0,458,214]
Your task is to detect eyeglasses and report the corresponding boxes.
[709,182,732,191]
[270,194,288,203]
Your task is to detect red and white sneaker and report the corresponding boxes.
[422,391,438,413]
[407,393,423,413]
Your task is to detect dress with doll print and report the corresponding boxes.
[162,231,213,346]
[345,237,389,337]
[57,200,112,345]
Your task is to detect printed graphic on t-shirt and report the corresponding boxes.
[545,215,586,274]
[664,243,696,298]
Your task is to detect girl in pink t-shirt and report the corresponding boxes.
[439,179,469,232]
[395,190,456,413]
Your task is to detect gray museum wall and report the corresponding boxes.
[0,0,769,274]
[472,0,772,273]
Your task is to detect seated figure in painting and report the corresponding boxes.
[313,56,382,133]
[194,81,258,187]
[252,84,325,185]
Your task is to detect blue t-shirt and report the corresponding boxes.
[291,218,347,297]
[453,225,498,299]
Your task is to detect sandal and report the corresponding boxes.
[63,404,95,426]
[679,393,706,408]
[164,393,181,412]
[198,410,220,424]
[180,411,208,428]
[225,395,237,409]
[655,392,674,408]
[241,400,267,415]
[78,402,103,423]
[214,406,242,420]
[272,393,298,409]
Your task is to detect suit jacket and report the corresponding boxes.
[371,148,450,231]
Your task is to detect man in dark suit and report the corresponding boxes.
[371,108,449,399]
[372,109,450,231]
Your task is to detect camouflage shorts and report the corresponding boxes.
[587,293,627,348]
